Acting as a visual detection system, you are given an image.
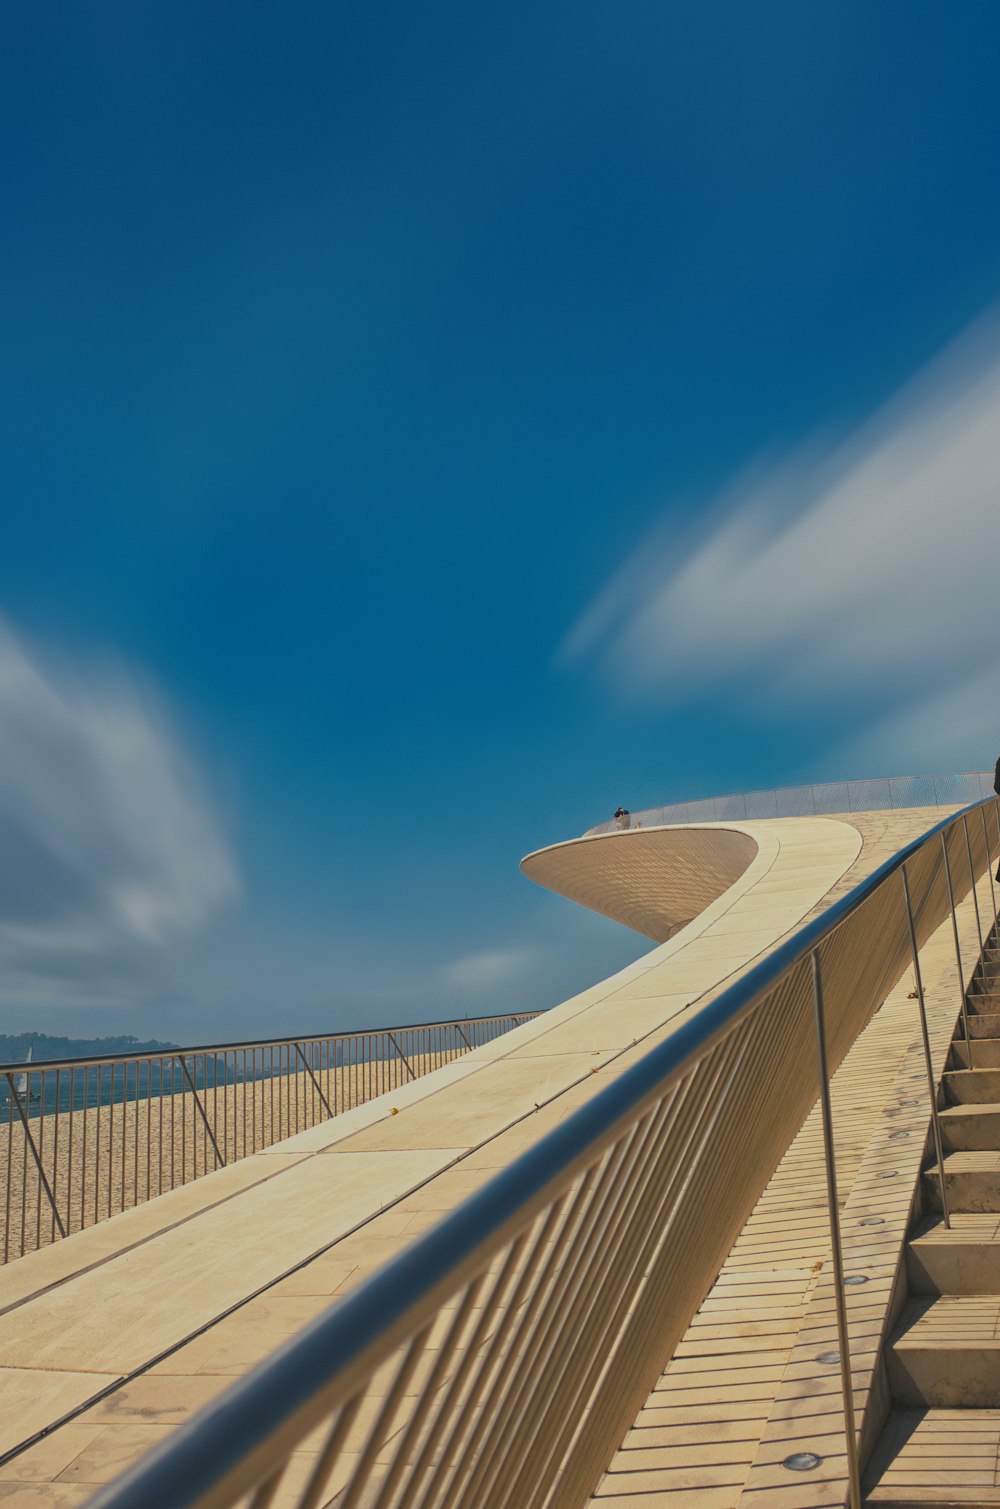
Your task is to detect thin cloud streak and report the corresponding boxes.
[0,622,238,1005]
[440,946,541,991]
[562,311,1000,771]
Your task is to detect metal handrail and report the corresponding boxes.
[586,768,995,833]
[0,1013,535,1078]
[86,797,1000,1509]
[0,1011,537,1264]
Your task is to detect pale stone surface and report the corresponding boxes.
[0,1152,311,1313]
[0,1374,115,1461]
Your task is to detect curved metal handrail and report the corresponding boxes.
[87,795,1000,1509]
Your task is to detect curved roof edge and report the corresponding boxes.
[522,823,762,942]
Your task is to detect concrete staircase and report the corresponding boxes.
[867,933,1000,1504]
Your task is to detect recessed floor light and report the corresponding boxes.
[783,1453,822,1472]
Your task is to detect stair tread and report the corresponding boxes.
[894,1296,1000,1349]
[940,1104,1000,1118]
[911,1214,1000,1244]
[866,1407,1000,1504]
[945,1069,1000,1101]
[931,1151,1000,1171]
[951,1044,1000,1066]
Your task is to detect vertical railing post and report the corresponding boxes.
[941,830,974,1062]
[980,805,997,920]
[386,1032,417,1081]
[294,1042,334,1119]
[902,864,951,1228]
[178,1056,226,1170]
[5,1073,66,1241]
[962,815,985,960]
[810,949,862,1509]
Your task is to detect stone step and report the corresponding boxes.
[865,1406,1000,1504]
[907,1216,1000,1294]
[967,990,1000,1011]
[966,1017,1000,1040]
[887,1296,1000,1407]
[945,1069,1000,1105]
[965,998,1000,1018]
[952,1039,1000,1069]
[969,983,1000,1001]
[925,1151,1000,1214]
[940,1103,1000,1151]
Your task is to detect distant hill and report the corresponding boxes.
[0,1032,180,1064]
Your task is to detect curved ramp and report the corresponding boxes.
[0,814,926,1500]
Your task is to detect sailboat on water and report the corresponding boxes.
[12,1043,40,1105]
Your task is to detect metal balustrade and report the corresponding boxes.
[0,1013,537,1265]
[586,768,995,833]
[86,797,1000,1509]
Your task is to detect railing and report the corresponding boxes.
[585,768,995,833]
[88,798,1000,1509]
[0,1013,537,1265]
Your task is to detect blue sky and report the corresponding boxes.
[4,4,1000,1042]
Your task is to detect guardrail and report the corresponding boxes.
[87,798,1000,1509]
[0,1013,537,1265]
[586,769,995,833]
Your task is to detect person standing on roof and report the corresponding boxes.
[614,806,631,831]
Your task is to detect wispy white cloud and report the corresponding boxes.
[440,946,541,992]
[0,621,238,1005]
[562,310,1000,772]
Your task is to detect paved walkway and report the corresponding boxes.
[0,810,946,1504]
